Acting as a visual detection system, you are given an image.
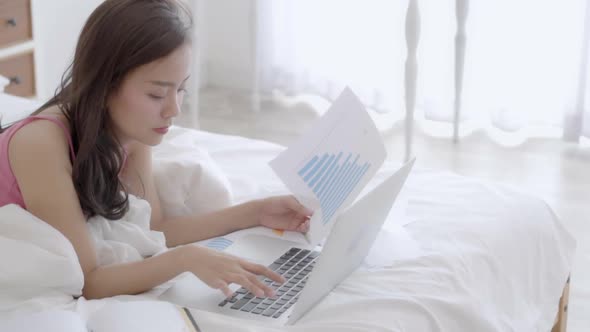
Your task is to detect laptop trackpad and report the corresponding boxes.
[226,234,301,266]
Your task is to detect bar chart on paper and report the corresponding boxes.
[269,87,387,246]
[298,151,371,224]
[205,237,233,251]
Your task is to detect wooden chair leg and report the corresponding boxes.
[552,275,570,332]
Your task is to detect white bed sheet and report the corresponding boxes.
[151,128,575,331]
[0,126,575,331]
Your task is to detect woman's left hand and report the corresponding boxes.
[258,195,313,233]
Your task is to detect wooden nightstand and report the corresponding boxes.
[0,0,35,98]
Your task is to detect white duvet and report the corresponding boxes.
[0,126,575,331]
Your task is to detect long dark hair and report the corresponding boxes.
[1,0,192,219]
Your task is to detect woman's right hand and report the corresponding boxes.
[182,245,286,298]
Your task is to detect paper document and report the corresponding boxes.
[270,87,387,245]
[198,226,309,252]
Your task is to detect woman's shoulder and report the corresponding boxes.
[36,106,71,132]
[9,107,73,167]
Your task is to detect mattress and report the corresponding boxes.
[146,127,575,331]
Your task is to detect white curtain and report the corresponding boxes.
[254,0,590,143]
[255,0,408,116]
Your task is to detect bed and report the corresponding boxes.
[0,124,575,331]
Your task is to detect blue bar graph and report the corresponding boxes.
[205,237,233,251]
[299,152,371,224]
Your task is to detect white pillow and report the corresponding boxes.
[152,128,233,218]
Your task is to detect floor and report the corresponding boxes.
[197,87,590,332]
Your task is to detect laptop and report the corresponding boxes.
[159,158,415,325]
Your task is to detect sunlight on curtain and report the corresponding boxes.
[420,0,585,133]
[255,0,590,142]
[256,0,407,116]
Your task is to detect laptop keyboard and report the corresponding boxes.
[218,247,320,319]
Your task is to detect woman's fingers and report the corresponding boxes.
[235,275,266,298]
[212,274,266,299]
[284,195,313,216]
[211,279,233,298]
[247,273,276,297]
[244,261,286,285]
[296,219,310,232]
[297,212,310,221]
[228,261,284,297]
[192,248,290,298]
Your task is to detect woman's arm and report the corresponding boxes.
[83,244,283,299]
[125,144,311,247]
[154,200,262,247]
[82,246,188,298]
[121,143,261,247]
[10,123,282,299]
[155,198,312,247]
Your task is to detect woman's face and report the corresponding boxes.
[107,43,192,146]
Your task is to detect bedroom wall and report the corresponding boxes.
[32,0,209,103]
[31,0,210,128]
[200,0,255,91]
[31,0,104,101]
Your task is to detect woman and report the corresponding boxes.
[0,0,312,300]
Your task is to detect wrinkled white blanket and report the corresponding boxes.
[86,196,166,267]
[0,195,167,314]
[0,127,237,315]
